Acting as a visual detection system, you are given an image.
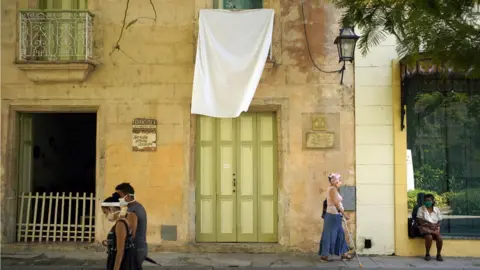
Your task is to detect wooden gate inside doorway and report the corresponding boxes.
[16,192,95,242]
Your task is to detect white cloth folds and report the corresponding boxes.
[191,9,275,118]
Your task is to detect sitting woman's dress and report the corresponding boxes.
[416,206,442,236]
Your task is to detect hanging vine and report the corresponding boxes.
[109,0,158,57]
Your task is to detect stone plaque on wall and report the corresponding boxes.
[312,115,327,131]
[302,113,340,150]
[132,118,157,152]
[305,131,335,149]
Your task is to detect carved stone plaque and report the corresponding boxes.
[132,118,157,152]
[312,115,327,131]
[305,131,335,149]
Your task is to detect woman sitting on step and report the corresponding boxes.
[101,193,141,270]
[416,194,444,262]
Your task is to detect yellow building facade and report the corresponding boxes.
[1,0,356,252]
[2,0,479,256]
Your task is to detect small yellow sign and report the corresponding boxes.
[312,115,327,131]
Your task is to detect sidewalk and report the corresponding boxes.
[2,252,480,269]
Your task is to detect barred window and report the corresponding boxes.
[406,75,480,237]
[19,0,91,61]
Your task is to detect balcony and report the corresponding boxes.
[16,10,97,83]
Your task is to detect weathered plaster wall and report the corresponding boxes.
[1,0,355,252]
[354,35,398,255]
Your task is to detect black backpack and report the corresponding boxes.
[321,199,327,219]
[408,193,424,238]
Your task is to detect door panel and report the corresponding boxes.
[200,199,214,235]
[240,115,254,141]
[236,113,257,242]
[196,116,216,242]
[17,114,33,242]
[217,143,236,240]
[18,114,33,194]
[216,118,236,241]
[259,145,274,196]
[196,113,277,243]
[219,200,234,235]
[257,113,277,242]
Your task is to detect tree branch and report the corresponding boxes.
[110,0,131,56]
[110,0,158,57]
[149,0,158,23]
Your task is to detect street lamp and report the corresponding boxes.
[334,27,360,63]
[334,27,360,84]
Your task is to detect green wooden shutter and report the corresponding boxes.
[236,113,259,242]
[257,112,278,242]
[216,118,237,242]
[196,116,218,242]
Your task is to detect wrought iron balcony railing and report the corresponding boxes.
[18,10,93,62]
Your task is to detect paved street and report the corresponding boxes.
[1,252,480,270]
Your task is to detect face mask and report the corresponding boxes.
[119,194,135,207]
[424,201,433,208]
[107,211,119,222]
[119,196,128,207]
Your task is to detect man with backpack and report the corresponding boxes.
[115,183,148,268]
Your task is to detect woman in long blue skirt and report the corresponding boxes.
[318,173,352,262]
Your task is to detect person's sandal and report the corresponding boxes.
[320,256,334,262]
[436,254,444,261]
[425,254,431,261]
[341,254,353,260]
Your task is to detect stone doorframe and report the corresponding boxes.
[0,101,106,244]
[187,97,290,247]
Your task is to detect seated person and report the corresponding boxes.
[416,194,444,262]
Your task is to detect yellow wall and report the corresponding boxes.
[392,60,480,257]
[1,0,356,252]
[354,34,397,255]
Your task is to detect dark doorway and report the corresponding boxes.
[31,113,96,193]
[16,112,97,242]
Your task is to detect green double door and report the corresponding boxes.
[196,113,278,243]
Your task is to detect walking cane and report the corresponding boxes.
[145,257,161,266]
[343,217,363,268]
